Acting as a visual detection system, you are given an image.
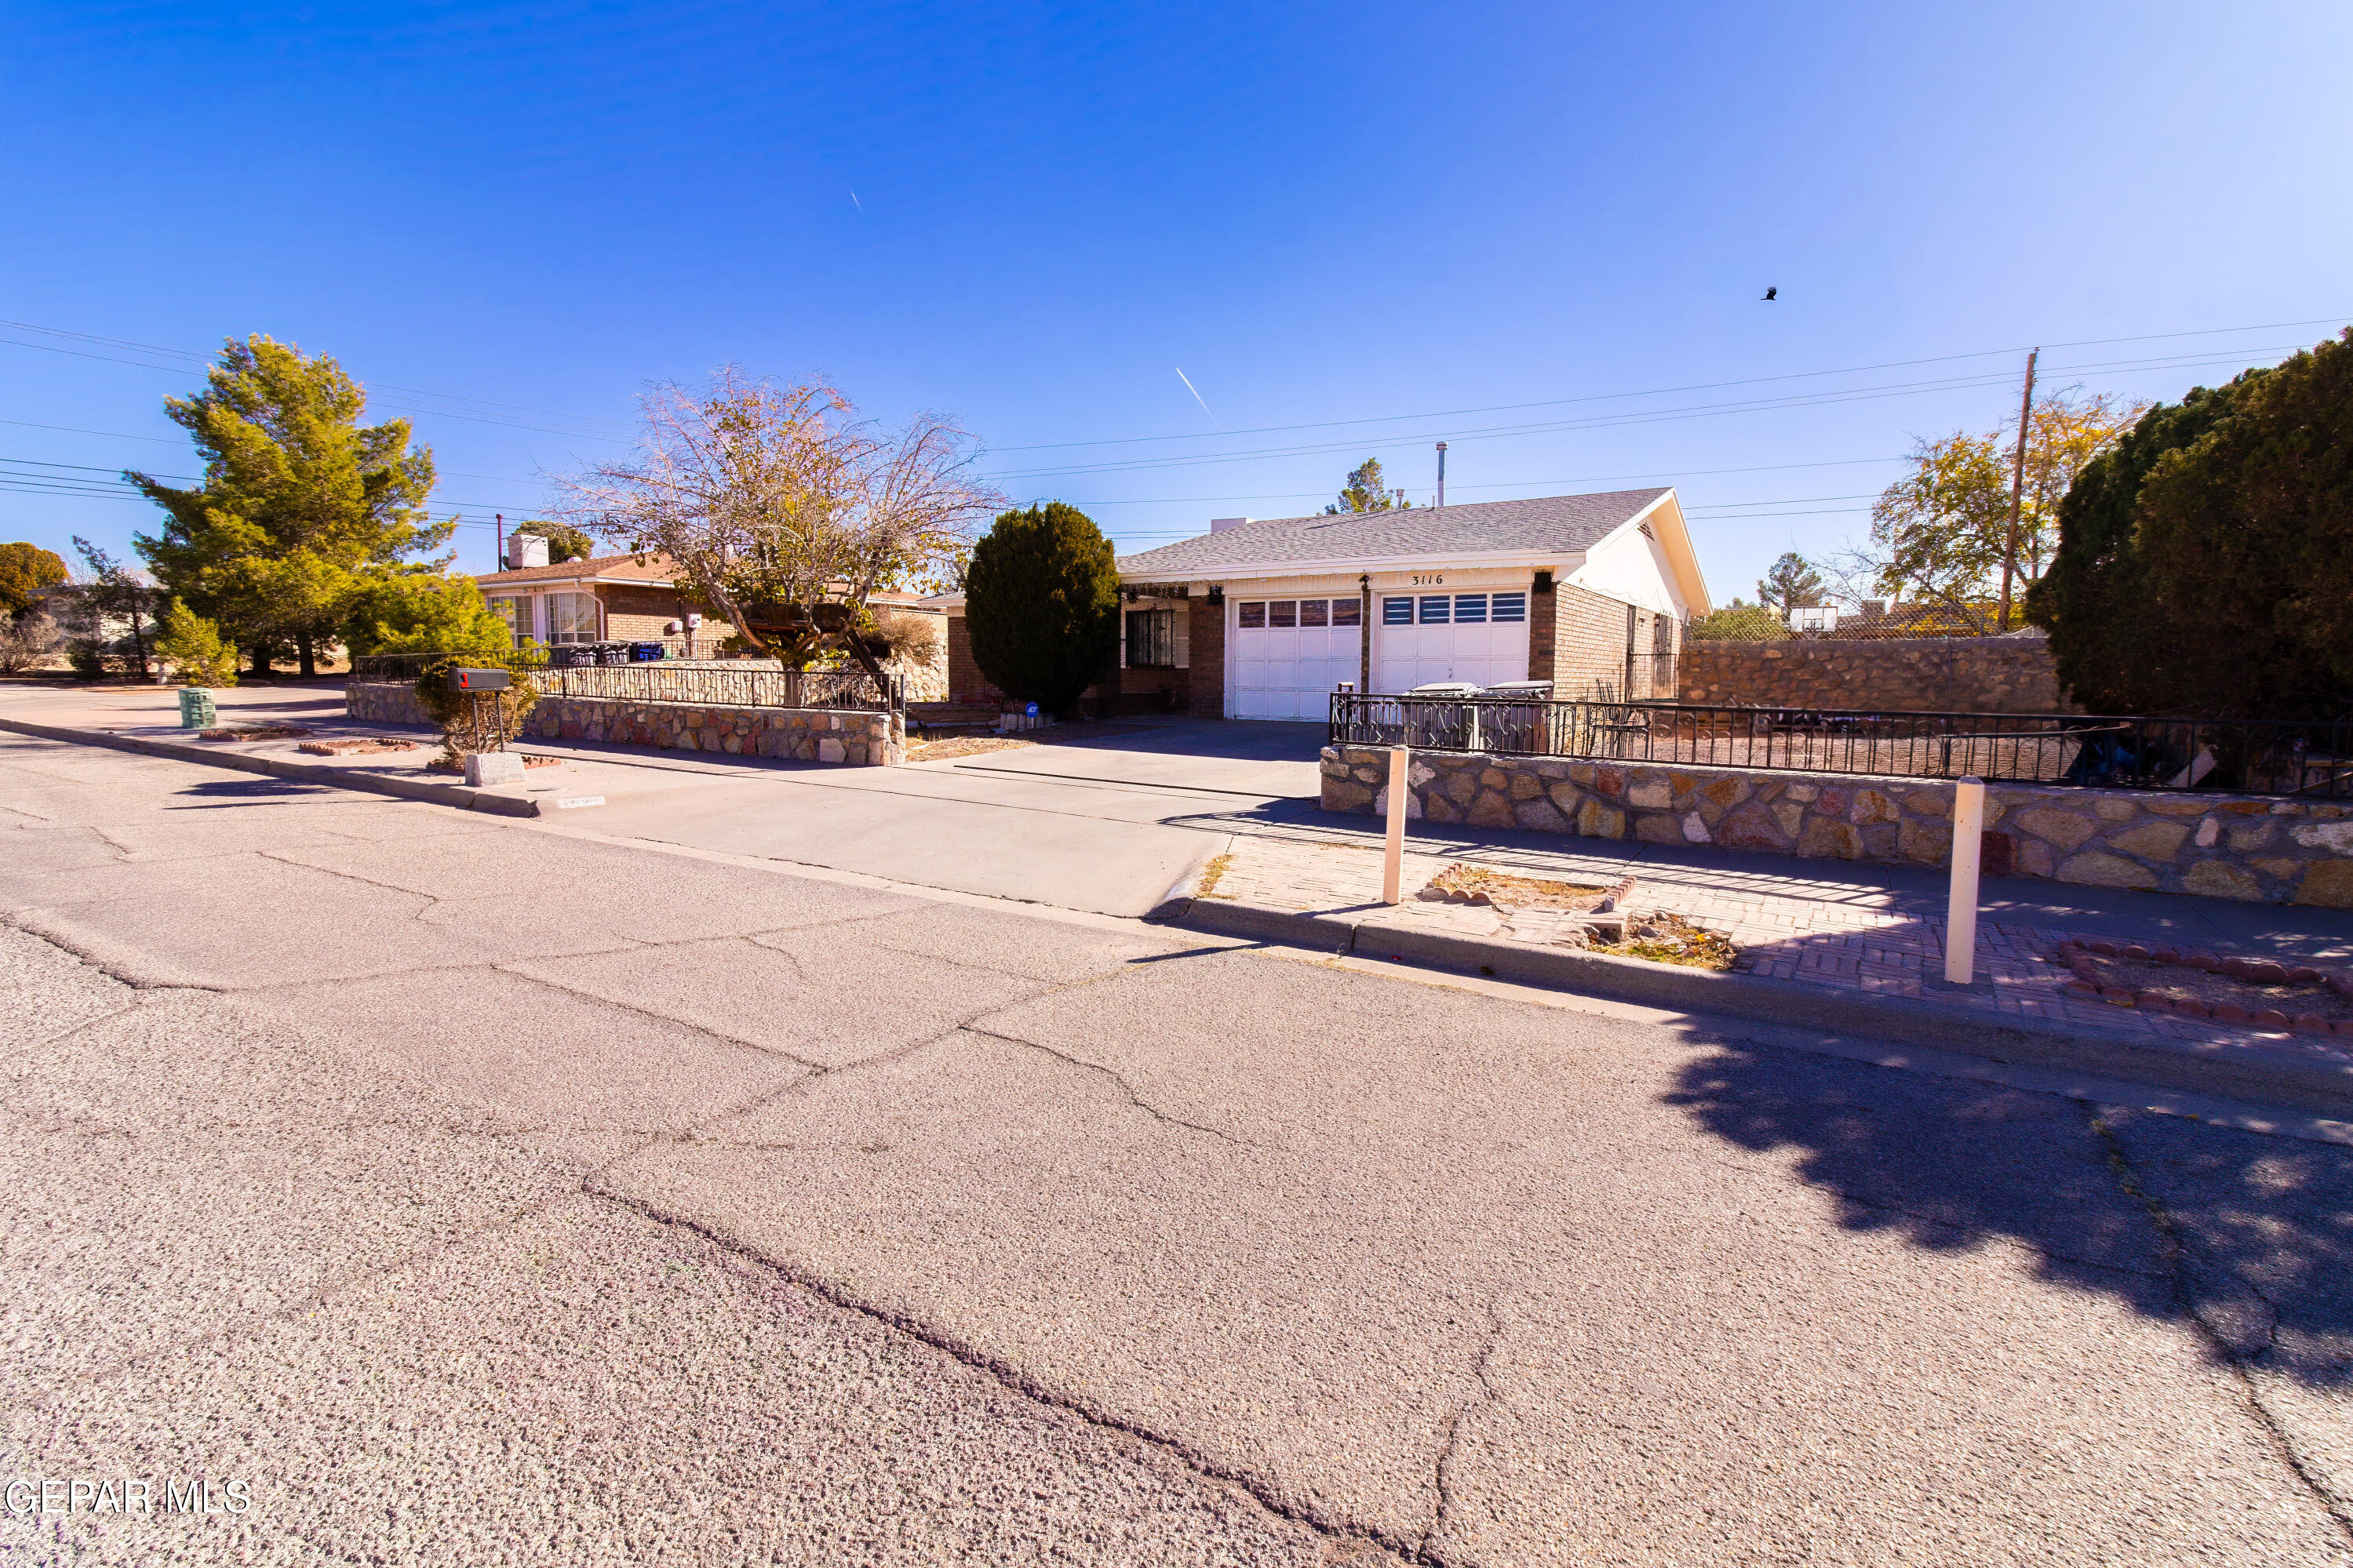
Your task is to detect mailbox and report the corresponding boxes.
[449,668,511,692]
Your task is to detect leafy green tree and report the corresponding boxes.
[342,573,515,660]
[0,542,69,620]
[1323,458,1410,515]
[129,335,447,677]
[155,601,239,687]
[1756,552,1824,619]
[963,502,1120,716]
[1690,598,1790,640]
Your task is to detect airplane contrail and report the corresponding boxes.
[1174,366,1218,427]
[851,191,862,213]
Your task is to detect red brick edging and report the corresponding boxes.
[2052,937,2353,1039]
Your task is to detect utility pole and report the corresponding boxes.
[1997,349,2037,631]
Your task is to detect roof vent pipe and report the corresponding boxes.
[1435,442,1448,508]
[1209,516,1251,533]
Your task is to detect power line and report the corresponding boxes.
[984,345,2300,483]
[0,318,640,432]
[986,314,2348,453]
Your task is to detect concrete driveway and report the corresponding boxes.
[568,715,1331,916]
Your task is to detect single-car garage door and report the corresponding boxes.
[1230,595,1361,719]
[1373,591,1528,692]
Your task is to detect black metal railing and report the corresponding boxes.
[1328,694,2353,799]
[351,651,903,714]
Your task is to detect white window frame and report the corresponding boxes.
[545,591,601,645]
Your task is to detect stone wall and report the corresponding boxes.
[523,695,901,765]
[346,683,901,766]
[347,682,435,726]
[1320,744,2353,908]
[1678,633,2067,712]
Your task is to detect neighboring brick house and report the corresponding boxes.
[469,555,946,693]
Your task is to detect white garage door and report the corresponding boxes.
[1229,595,1360,720]
[1373,591,1529,692]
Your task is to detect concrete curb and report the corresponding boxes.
[1178,897,2353,1116]
[0,717,542,818]
[1140,834,1235,925]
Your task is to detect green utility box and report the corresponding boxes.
[177,687,217,729]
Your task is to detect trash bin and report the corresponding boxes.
[628,642,665,663]
[594,642,629,666]
[177,687,217,729]
[550,646,594,669]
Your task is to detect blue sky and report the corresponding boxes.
[4,0,2348,603]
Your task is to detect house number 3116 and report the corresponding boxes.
[1410,574,1444,586]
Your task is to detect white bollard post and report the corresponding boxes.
[1382,745,1410,905]
[1945,776,1985,985]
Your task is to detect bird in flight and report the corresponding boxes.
[1761,286,1777,301]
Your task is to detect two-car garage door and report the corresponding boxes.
[1228,589,1530,719]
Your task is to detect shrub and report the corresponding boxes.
[155,602,240,687]
[344,573,514,660]
[1689,600,1790,641]
[65,638,113,680]
[867,609,942,665]
[413,653,542,766]
[0,611,62,674]
[963,502,1119,716]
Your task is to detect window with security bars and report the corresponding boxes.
[1124,609,1176,668]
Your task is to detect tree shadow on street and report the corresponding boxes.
[1664,1040,2353,1390]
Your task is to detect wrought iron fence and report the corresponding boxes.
[350,651,901,713]
[1328,693,2353,799]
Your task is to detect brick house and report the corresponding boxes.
[941,489,1711,718]
[470,555,946,692]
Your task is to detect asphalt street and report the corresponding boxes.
[4,728,2351,1566]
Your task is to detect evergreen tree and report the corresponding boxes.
[963,502,1120,716]
[129,335,446,676]
[1323,458,1410,515]
[1756,552,1825,620]
[2028,330,2353,719]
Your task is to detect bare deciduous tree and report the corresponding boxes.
[554,369,996,678]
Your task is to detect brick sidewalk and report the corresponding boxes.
[1200,831,2353,1060]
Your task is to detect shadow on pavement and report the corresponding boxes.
[1666,1042,2353,1389]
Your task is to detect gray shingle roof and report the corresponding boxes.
[1114,489,1671,577]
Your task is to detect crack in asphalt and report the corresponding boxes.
[0,910,221,991]
[2083,1106,2353,1543]
[1417,1303,1504,1564]
[577,1180,1411,1563]
[961,1023,1257,1147]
